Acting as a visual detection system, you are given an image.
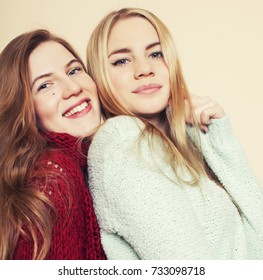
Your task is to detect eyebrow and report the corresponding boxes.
[30,59,80,89]
[31,73,51,89]
[108,42,161,58]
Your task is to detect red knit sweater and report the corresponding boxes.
[13,132,106,260]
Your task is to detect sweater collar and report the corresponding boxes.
[41,131,89,169]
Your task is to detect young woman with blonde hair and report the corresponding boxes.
[0,29,106,259]
[86,7,263,259]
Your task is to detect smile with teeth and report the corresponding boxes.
[64,101,89,117]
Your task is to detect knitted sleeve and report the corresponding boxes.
[14,152,89,259]
[188,116,263,258]
[88,116,217,259]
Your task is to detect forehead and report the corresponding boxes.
[28,41,75,79]
[108,17,159,49]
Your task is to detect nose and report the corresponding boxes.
[134,58,155,79]
[62,77,82,99]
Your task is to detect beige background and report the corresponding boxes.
[1,0,262,185]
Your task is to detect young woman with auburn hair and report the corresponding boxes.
[0,29,106,260]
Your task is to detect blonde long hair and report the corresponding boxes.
[87,8,207,184]
[0,29,86,259]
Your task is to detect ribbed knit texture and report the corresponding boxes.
[13,132,106,260]
[88,116,263,259]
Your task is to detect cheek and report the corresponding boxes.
[90,84,99,99]
[160,65,170,82]
[33,97,57,122]
[85,75,98,95]
[110,70,129,93]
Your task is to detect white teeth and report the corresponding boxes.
[64,101,88,117]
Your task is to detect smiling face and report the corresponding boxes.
[29,41,101,138]
[107,17,170,127]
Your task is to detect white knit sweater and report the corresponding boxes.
[88,116,263,259]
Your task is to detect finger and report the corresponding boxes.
[194,101,225,122]
[193,100,216,124]
[200,110,212,126]
[200,124,209,133]
[200,104,225,122]
[185,98,216,125]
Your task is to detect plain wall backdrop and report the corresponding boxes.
[1,0,262,185]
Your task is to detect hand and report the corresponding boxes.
[185,94,225,132]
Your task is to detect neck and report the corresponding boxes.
[144,111,168,135]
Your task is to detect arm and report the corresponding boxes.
[188,117,263,258]
[88,116,217,259]
[193,117,263,222]
[186,95,263,236]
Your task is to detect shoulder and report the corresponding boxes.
[33,149,83,187]
[30,149,85,204]
[97,115,144,136]
[88,116,147,186]
[37,149,76,170]
[90,116,144,150]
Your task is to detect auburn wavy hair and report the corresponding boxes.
[87,7,208,185]
[0,29,85,259]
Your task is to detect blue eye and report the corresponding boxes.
[150,51,163,59]
[111,59,129,66]
[68,66,82,75]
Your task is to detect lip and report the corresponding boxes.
[62,98,91,117]
[132,84,162,94]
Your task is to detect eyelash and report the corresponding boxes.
[68,66,82,75]
[150,51,163,59]
[37,82,50,92]
[37,66,83,92]
[111,51,163,67]
[111,59,129,67]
